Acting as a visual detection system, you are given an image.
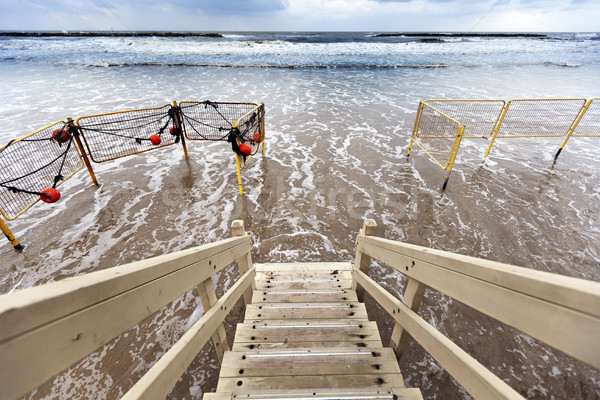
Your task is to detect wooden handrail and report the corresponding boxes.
[0,220,253,400]
[353,268,523,400]
[122,265,256,399]
[353,219,600,399]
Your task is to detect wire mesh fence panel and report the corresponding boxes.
[0,121,83,220]
[76,105,177,163]
[412,102,464,170]
[179,101,259,141]
[572,98,600,137]
[424,100,505,139]
[237,103,265,163]
[496,99,586,138]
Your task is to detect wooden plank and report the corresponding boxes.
[390,278,426,360]
[231,340,383,351]
[252,289,358,303]
[353,219,377,302]
[0,235,250,343]
[196,278,230,362]
[357,237,600,369]
[231,220,255,305]
[245,302,368,320]
[121,267,256,400]
[219,348,401,377]
[358,235,600,318]
[233,320,382,344]
[353,269,524,400]
[255,262,352,272]
[256,272,352,290]
[0,240,252,400]
[206,388,423,400]
[217,373,405,392]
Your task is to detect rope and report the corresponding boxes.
[0,132,74,196]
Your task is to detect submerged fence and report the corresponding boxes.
[409,98,599,189]
[0,101,265,249]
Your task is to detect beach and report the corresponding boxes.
[0,32,599,399]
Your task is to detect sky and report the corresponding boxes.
[0,0,598,32]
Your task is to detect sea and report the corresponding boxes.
[0,31,599,399]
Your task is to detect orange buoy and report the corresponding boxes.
[150,134,161,145]
[239,143,252,156]
[169,127,180,136]
[253,133,262,143]
[52,129,70,143]
[40,188,61,203]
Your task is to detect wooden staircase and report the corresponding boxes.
[204,262,423,399]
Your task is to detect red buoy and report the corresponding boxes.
[40,188,61,203]
[239,143,252,156]
[150,134,161,145]
[169,127,180,136]
[253,133,262,143]
[52,129,70,143]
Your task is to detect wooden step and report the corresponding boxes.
[231,339,383,351]
[252,289,358,303]
[204,387,424,399]
[219,348,401,378]
[256,270,352,290]
[233,320,381,345]
[216,373,406,392]
[245,302,368,320]
[255,262,353,272]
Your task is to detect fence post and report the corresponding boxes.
[1,217,22,250]
[353,219,377,302]
[442,125,465,191]
[407,101,425,158]
[172,101,189,160]
[68,119,99,187]
[231,220,255,304]
[554,99,593,161]
[260,103,266,158]
[195,277,230,363]
[390,277,427,360]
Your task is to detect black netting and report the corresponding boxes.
[0,121,83,220]
[179,101,259,141]
[77,105,178,163]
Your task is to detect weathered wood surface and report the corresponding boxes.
[212,262,419,398]
[121,267,256,400]
[0,235,252,400]
[231,340,383,351]
[234,320,381,343]
[357,234,600,369]
[245,302,368,320]
[252,289,358,303]
[354,268,523,400]
[204,388,424,400]
[219,347,400,377]
[216,374,406,392]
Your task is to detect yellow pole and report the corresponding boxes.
[172,101,189,160]
[408,102,424,158]
[260,103,266,158]
[1,217,22,250]
[235,153,244,195]
[484,102,510,158]
[442,125,465,191]
[68,119,99,187]
[555,99,592,161]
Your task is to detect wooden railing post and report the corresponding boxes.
[231,220,255,304]
[390,277,427,360]
[353,219,377,302]
[195,278,230,363]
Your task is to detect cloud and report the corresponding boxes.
[177,0,289,15]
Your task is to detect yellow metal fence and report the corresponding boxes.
[0,101,265,249]
[409,98,599,189]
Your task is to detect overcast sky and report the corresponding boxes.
[0,0,598,32]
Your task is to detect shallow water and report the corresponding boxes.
[1,32,599,399]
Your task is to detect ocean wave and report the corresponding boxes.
[84,61,449,69]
